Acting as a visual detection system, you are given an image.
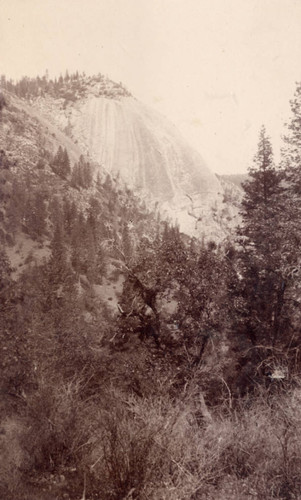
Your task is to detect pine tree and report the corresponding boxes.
[51,146,71,178]
[0,249,22,392]
[278,82,301,352]
[241,126,282,238]
[63,147,71,176]
[63,197,77,237]
[71,156,93,189]
[280,82,301,247]
[282,82,301,194]
[0,93,7,113]
[237,126,285,348]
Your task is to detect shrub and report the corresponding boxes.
[21,376,88,472]
[0,417,29,499]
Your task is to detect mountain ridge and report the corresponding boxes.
[1,73,241,240]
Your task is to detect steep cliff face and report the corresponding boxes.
[68,97,220,200]
[33,94,219,197]
[26,82,239,240]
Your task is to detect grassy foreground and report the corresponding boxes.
[1,371,301,500]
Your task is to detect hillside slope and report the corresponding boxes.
[24,76,239,240]
[39,95,220,199]
[0,92,159,304]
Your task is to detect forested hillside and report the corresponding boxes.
[1,76,301,499]
[2,72,240,241]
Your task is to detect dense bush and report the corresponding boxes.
[3,378,301,499]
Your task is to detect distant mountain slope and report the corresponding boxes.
[32,91,220,200]
[2,73,241,240]
[0,92,159,293]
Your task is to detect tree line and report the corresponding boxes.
[0,71,131,102]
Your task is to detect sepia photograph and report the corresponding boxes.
[1,0,301,498]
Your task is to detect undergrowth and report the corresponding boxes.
[2,374,301,499]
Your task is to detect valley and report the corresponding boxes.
[1,73,301,500]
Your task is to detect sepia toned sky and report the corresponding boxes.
[1,0,301,174]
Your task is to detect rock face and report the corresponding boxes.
[69,96,220,202]
[31,89,239,240]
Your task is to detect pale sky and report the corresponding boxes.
[1,0,301,174]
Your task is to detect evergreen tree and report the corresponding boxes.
[70,155,93,189]
[280,82,301,245]
[0,149,10,169]
[278,81,301,351]
[87,196,102,237]
[0,93,7,113]
[63,147,71,175]
[95,172,103,193]
[0,249,21,391]
[241,126,282,232]
[46,221,80,343]
[282,82,301,194]
[51,146,71,178]
[63,197,77,237]
[237,126,285,348]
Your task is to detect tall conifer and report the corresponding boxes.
[237,126,285,347]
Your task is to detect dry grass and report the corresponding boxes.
[86,384,301,499]
[2,376,301,499]
[0,416,26,498]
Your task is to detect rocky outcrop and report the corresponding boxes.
[70,97,220,200]
[30,89,240,240]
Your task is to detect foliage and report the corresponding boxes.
[234,126,290,381]
[3,76,301,499]
[70,154,94,189]
[231,88,301,389]
[0,71,131,102]
[51,146,71,178]
[282,82,301,192]
[0,92,7,112]
[117,223,234,387]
